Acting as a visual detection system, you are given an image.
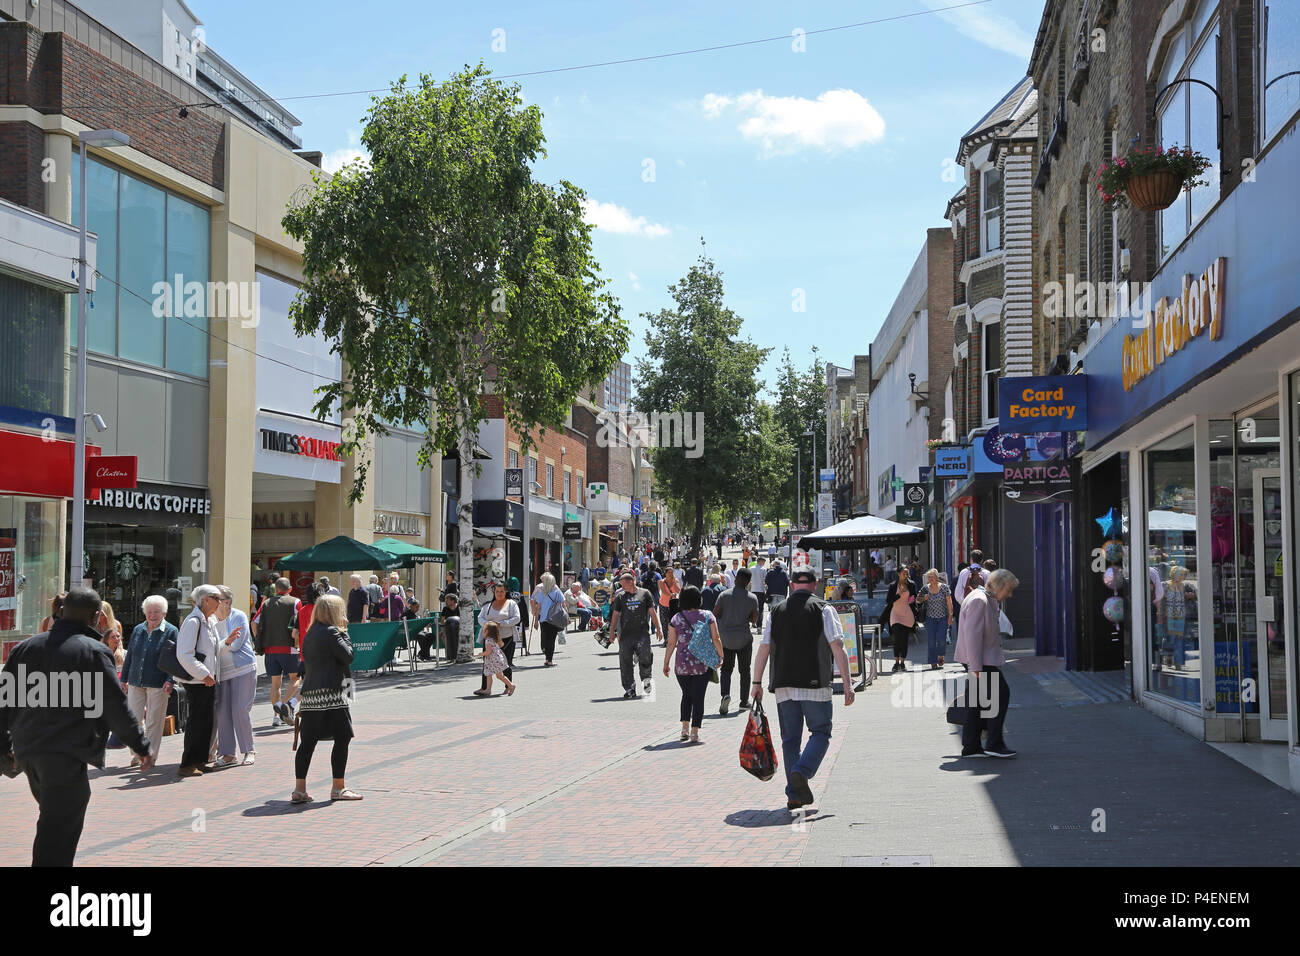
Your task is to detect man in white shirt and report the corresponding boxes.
[724,559,740,588]
[750,555,770,629]
[751,569,855,812]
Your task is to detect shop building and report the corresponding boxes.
[1074,0,1300,786]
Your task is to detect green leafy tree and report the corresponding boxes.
[634,247,769,557]
[283,65,627,659]
[772,346,827,529]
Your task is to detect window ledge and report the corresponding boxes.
[958,249,1004,286]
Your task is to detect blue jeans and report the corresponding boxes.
[925,618,948,665]
[575,607,592,630]
[775,698,833,801]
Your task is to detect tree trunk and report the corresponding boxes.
[692,496,704,561]
[456,405,476,664]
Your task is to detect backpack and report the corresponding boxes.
[685,612,720,667]
[969,566,985,590]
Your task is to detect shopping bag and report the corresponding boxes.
[739,699,778,781]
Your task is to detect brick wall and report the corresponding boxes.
[0,21,224,213]
[925,227,954,441]
[486,396,590,505]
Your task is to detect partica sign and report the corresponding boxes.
[1121,258,1225,392]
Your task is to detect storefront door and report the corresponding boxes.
[1252,469,1287,738]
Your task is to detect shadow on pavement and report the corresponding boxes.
[243,799,332,816]
[724,808,835,828]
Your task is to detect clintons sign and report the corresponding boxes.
[1122,258,1225,392]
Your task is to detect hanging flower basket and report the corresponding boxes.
[1094,145,1212,212]
[1123,171,1183,212]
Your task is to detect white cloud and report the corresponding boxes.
[321,129,369,174]
[627,272,642,291]
[580,199,670,238]
[701,88,885,155]
[920,0,1034,59]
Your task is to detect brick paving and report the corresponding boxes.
[6,545,1298,866]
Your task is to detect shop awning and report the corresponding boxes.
[797,514,927,550]
[373,536,448,565]
[277,535,406,571]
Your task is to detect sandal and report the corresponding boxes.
[506,685,516,696]
[473,689,490,697]
[680,729,690,741]
[290,791,313,804]
[330,788,363,801]
[690,733,701,744]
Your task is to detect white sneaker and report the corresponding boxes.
[643,678,653,695]
[272,714,283,728]
[242,752,256,766]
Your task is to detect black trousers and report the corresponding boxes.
[180,681,216,768]
[295,735,351,780]
[890,622,912,661]
[677,673,708,727]
[480,637,516,690]
[721,641,752,700]
[961,666,1011,752]
[24,752,90,867]
[539,622,560,662]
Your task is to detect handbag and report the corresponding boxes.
[686,613,720,668]
[157,620,206,681]
[739,699,778,781]
[544,590,569,629]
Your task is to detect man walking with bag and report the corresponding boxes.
[751,569,855,812]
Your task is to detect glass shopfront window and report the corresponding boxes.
[1209,404,1286,736]
[0,496,63,648]
[71,154,210,377]
[1145,427,1200,704]
[84,523,206,631]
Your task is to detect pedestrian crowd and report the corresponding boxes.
[1,530,1018,864]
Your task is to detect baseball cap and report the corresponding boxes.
[790,569,817,584]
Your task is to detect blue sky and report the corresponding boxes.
[201,0,1045,390]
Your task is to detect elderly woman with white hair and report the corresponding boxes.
[176,584,224,777]
[213,585,258,767]
[121,594,178,767]
[953,567,1020,759]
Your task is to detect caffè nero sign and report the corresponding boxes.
[374,512,424,536]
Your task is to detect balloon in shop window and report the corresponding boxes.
[1102,566,1124,591]
[1104,539,1124,565]
[1102,596,1125,624]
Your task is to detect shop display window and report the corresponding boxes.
[1145,427,1200,704]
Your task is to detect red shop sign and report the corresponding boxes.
[87,455,138,491]
[0,429,101,499]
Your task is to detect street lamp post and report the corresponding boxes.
[803,428,816,528]
[71,129,130,589]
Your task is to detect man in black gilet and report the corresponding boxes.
[751,568,855,812]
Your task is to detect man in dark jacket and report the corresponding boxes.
[765,560,791,605]
[0,587,153,866]
[683,558,705,589]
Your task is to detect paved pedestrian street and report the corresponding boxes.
[4,580,1300,868]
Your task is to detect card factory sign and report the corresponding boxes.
[1121,257,1225,392]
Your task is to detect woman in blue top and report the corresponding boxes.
[664,585,724,744]
[213,585,258,767]
[122,595,176,765]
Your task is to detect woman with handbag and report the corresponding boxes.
[476,581,521,695]
[291,594,360,803]
[664,585,723,743]
[883,566,919,673]
[533,572,566,667]
[657,566,681,646]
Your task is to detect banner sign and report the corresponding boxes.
[999,375,1088,432]
[563,521,582,540]
[903,483,928,508]
[896,504,924,522]
[1003,459,1077,503]
[504,468,523,497]
[934,446,970,479]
